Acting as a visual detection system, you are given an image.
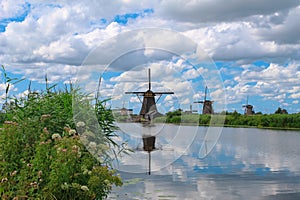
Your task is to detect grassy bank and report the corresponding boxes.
[0,66,124,199]
[153,111,300,130]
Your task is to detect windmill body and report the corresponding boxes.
[243,97,254,115]
[194,86,214,114]
[243,104,254,115]
[201,100,214,114]
[125,69,174,121]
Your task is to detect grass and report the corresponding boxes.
[0,66,124,199]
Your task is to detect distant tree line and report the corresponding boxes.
[154,108,300,129]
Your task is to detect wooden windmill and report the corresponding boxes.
[194,86,214,114]
[243,96,254,115]
[125,68,174,121]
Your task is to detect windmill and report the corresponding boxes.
[243,96,254,115]
[194,86,214,114]
[125,68,174,121]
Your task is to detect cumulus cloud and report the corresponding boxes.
[157,0,300,23]
[225,62,300,107]
[0,0,299,112]
[1,0,299,70]
[0,0,27,19]
[255,6,300,44]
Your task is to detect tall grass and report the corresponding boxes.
[0,66,123,199]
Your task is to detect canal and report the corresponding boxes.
[109,123,300,200]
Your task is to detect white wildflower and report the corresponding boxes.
[88,142,97,149]
[81,185,89,191]
[51,133,61,140]
[68,129,77,136]
[72,145,80,151]
[76,121,85,127]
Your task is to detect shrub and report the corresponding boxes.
[0,67,123,199]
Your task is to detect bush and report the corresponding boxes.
[0,120,122,199]
[0,67,123,199]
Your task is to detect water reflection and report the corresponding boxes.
[113,123,201,173]
[110,125,300,200]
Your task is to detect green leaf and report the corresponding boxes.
[6,83,10,94]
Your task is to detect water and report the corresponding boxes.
[109,124,300,200]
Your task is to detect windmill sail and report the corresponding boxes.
[148,68,151,90]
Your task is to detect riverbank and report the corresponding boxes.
[151,112,300,130]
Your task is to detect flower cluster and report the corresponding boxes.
[52,133,61,140]
[40,114,51,121]
[76,121,85,127]
[4,121,18,126]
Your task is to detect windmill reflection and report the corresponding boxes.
[142,135,156,175]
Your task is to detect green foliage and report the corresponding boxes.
[0,67,123,199]
[274,107,288,114]
[198,114,211,125]
[162,110,300,129]
[0,119,122,199]
[152,116,167,123]
[181,114,200,124]
[224,112,300,129]
[164,109,181,124]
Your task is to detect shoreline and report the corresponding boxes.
[116,121,300,131]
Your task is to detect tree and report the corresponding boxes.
[275,107,282,114]
[275,107,288,114]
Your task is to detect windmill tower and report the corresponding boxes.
[125,68,174,121]
[194,86,214,114]
[243,96,254,115]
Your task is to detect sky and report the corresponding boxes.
[0,0,300,114]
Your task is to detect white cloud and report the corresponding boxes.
[290,93,300,99]
[0,0,299,113]
[164,95,173,101]
[225,62,300,106]
[0,0,26,19]
[0,83,16,104]
[256,6,300,44]
[157,0,300,23]
[183,67,208,79]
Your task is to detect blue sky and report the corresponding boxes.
[0,0,300,114]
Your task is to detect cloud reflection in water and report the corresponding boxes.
[110,125,300,199]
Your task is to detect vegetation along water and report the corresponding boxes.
[152,109,300,129]
[0,66,124,199]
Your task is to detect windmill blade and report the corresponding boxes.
[148,68,151,90]
[125,92,144,103]
[162,147,174,151]
[194,101,204,104]
[135,146,144,151]
[154,91,174,94]
[204,86,207,101]
[125,92,145,95]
